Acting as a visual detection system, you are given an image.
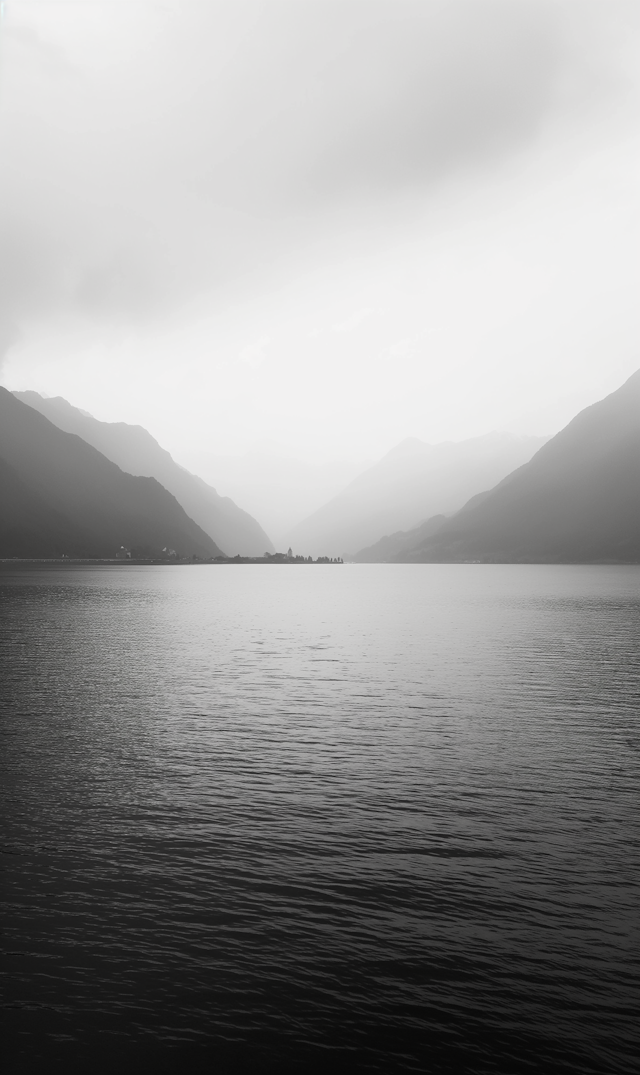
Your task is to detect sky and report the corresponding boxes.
[1,0,639,479]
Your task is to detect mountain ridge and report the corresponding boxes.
[13,391,274,557]
[0,388,222,560]
[286,431,549,558]
[396,369,640,563]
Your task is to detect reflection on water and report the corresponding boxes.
[1,564,639,1072]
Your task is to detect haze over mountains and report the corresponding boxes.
[352,514,448,563]
[0,389,221,560]
[15,392,273,557]
[388,369,640,563]
[286,433,549,559]
[4,369,640,564]
[183,445,370,544]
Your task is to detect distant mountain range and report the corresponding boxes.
[285,433,549,559]
[6,370,639,565]
[182,445,371,544]
[385,369,640,563]
[351,514,447,563]
[14,392,273,557]
[0,388,222,559]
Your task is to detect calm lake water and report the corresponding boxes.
[1,564,639,1073]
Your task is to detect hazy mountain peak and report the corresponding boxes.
[384,437,431,459]
[0,387,222,559]
[18,391,95,421]
[285,430,549,559]
[398,368,640,563]
[13,391,274,556]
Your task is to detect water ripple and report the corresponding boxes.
[1,564,639,1072]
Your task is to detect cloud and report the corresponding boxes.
[0,320,19,372]
[223,3,556,207]
[0,0,637,359]
[239,337,270,370]
[386,338,418,364]
[332,308,374,333]
[184,0,633,212]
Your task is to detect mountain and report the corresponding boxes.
[181,444,371,544]
[285,433,549,559]
[0,388,223,559]
[14,392,274,557]
[351,515,447,562]
[397,370,640,563]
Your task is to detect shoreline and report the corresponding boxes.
[0,557,343,567]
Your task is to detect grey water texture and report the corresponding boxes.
[1,564,638,1073]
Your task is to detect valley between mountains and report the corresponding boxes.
[3,370,640,563]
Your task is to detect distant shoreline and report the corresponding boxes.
[3,559,640,569]
[0,557,343,567]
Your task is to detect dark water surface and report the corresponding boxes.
[1,564,639,1073]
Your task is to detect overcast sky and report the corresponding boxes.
[1,0,639,467]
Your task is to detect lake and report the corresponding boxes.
[1,564,638,1073]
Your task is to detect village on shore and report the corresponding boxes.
[114,546,343,565]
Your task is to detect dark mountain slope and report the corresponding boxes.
[351,515,446,562]
[0,455,90,558]
[400,370,640,563]
[0,388,222,559]
[14,392,274,556]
